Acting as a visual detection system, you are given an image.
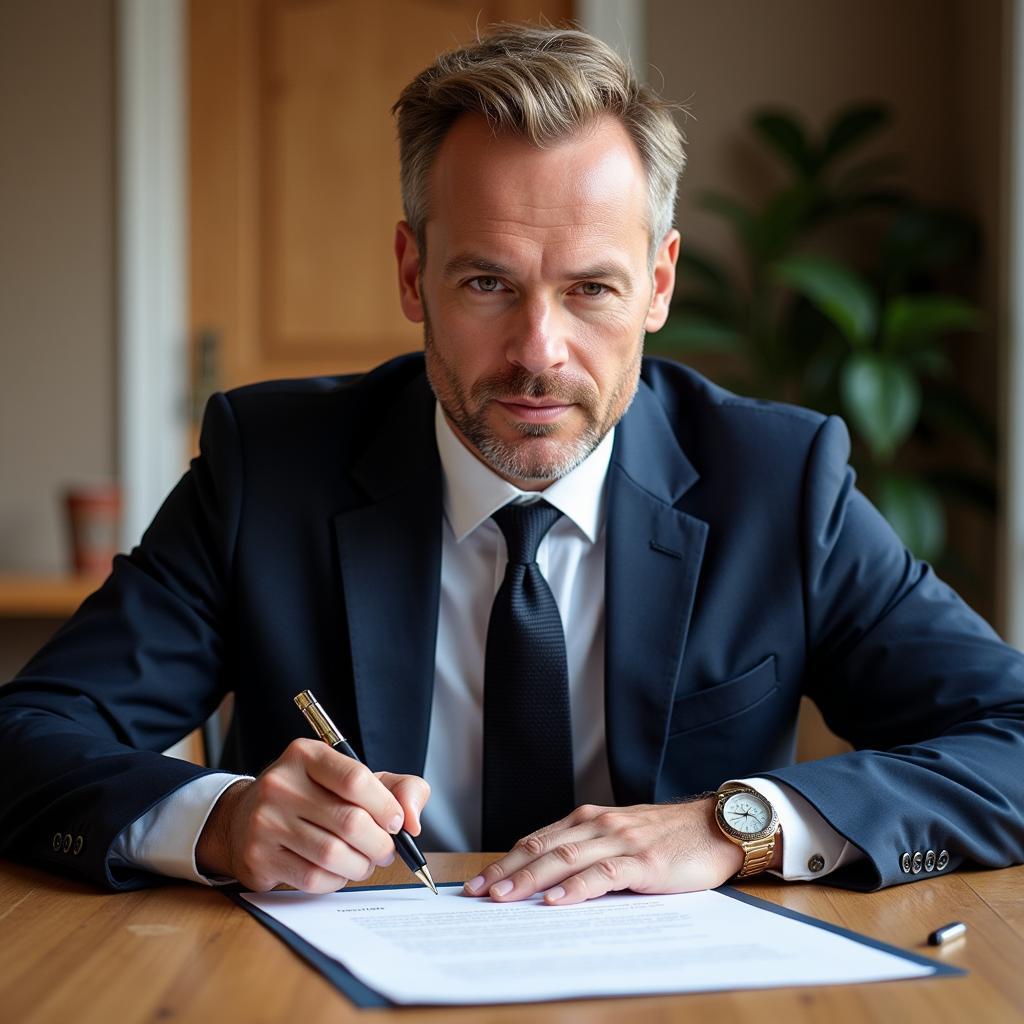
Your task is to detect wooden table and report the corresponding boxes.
[2,855,1022,1023]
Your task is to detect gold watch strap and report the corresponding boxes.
[736,834,778,878]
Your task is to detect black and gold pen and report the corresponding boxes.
[293,689,438,894]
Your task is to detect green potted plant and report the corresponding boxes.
[655,103,996,567]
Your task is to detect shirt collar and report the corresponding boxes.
[434,402,613,544]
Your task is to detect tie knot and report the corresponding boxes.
[492,500,563,565]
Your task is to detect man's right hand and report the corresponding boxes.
[195,738,429,892]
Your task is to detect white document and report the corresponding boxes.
[241,885,940,1005]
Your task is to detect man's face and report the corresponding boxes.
[395,113,678,489]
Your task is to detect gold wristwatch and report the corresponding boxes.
[713,785,781,878]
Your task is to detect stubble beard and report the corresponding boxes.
[422,310,643,483]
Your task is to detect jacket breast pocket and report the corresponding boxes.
[660,655,787,797]
[668,654,779,738]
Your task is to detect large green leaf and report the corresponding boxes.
[821,104,890,165]
[882,295,981,350]
[839,353,920,460]
[655,315,744,353]
[752,110,814,177]
[875,474,946,561]
[774,256,877,346]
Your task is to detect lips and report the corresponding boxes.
[495,398,573,422]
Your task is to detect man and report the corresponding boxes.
[1,25,1022,903]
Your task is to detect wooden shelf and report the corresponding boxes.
[0,574,102,618]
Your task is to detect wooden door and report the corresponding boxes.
[189,0,573,424]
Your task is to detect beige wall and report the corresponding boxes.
[0,0,116,681]
[648,0,1005,625]
[0,0,117,574]
[649,0,1000,254]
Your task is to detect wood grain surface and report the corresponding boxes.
[2,855,1022,1023]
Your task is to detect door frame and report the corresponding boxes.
[117,0,188,549]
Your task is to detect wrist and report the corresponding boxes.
[196,778,252,878]
[701,797,745,877]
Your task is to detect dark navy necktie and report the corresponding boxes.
[481,500,575,851]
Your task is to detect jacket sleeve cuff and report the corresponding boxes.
[111,772,253,885]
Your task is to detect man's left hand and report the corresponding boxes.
[463,798,777,905]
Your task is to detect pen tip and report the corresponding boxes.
[415,866,439,894]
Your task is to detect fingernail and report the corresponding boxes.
[388,814,403,834]
[381,850,395,866]
[545,886,565,903]
[464,875,485,894]
[491,879,513,897]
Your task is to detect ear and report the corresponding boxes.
[644,229,680,333]
[395,221,425,323]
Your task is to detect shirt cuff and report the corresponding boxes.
[728,777,861,881]
[112,772,253,885]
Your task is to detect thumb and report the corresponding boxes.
[376,772,430,836]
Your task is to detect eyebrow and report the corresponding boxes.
[441,253,634,292]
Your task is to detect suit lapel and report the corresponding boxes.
[333,375,442,777]
[605,380,708,805]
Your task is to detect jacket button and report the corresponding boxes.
[900,852,912,873]
[807,854,825,873]
[911,851,923,873]
[61,834,72,854]
[52,832,62,852]
[73,835,84,856]
[937,849,950,870]
[924,849,936,872]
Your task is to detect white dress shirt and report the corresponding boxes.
[114,401,857,884]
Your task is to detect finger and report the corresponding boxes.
[486,835,622,902]
[290,789,397,866]
[235,836,352,894]
[281,816,376,881]
[271,846,352,895]
[464,807,610,895]
[376,773,431,836]
[541,856,640,906]
[301,742,405,834]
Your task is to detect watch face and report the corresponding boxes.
[721,791,773,836]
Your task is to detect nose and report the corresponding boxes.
[505,294,569,375]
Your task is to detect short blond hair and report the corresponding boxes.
[392,24,686,260]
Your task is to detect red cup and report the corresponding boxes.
[64,485,121,576]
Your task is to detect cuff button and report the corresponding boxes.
[807,854,825,873]
[61,834,72,854]
[912,851,923,873]
[900,852,912,873]
[924,849,936,872]
[73,835,84,856]
[52,832,62,852]
[937,849,950,870]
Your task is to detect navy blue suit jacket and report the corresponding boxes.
[2,354,1023,890]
